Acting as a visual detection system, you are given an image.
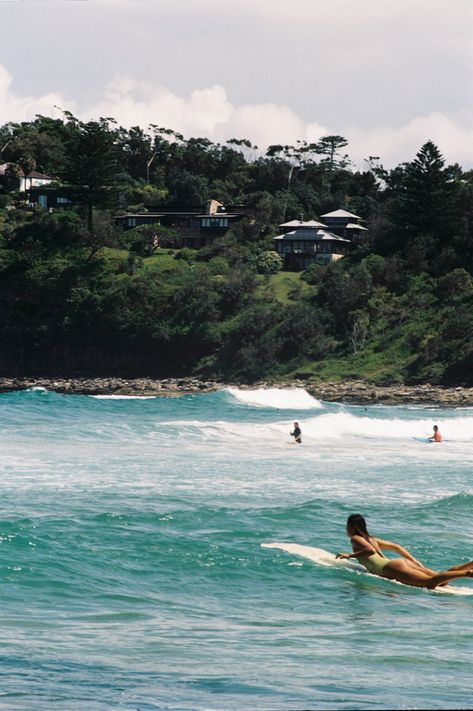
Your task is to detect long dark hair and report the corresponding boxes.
[346,513,370,540]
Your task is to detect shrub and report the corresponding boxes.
[255,250,283,274]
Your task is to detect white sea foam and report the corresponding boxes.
[226,387,322,410]
[300,412,473,441]
[91,395,157,400]
[160,411,473,445]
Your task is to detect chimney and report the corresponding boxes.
[206,199,223,215]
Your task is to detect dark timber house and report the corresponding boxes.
[115,200,248,248]
[273,209,367,270]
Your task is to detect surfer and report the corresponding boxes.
[428,425,442,442]
[290,422,302,444]
[336,514,473,589]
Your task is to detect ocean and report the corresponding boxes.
[0,386,472,710]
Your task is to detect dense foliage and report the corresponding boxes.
[0,114,472,383]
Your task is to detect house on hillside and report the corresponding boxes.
[114,213,166,230]
[320,208,368,241]
[0,163,72,209]
[0,163,53,193]
[273,208,368,270]
[273,223,351,270]
[115,199,249,248]
[27,186,74,209]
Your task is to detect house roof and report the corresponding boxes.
[200,214,241,219]
[0,163,52,180]
[115,211,242,220]
[345,222,368,231]
[279,219,326,229]
[273,228,351,243]
[321,208,361,219]
[115,213,166,219]
[26,170,52,180]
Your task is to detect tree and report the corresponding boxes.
[387,142,460,262]
[118,125,153,181]
[18,155,36,194]
[62,117,123,233]
[226,138,258,163]
[126,224,177,256]
[315,135,350,171]
[255,250,283,274]
[350,310,370,353]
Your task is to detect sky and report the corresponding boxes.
[1,0,472,168]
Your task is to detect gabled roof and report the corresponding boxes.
[345,222,368,231]
[279,219,326,229]
[26,170,53,180]
[273,228,351,243]
[0,163,52,180]
[321,209,361,219]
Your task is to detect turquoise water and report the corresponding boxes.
[0,387,472,710]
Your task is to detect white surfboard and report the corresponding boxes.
[262,542,473,595]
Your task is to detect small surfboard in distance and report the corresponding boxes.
[262,542,473,595]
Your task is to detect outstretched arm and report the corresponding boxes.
[375,537,422,566]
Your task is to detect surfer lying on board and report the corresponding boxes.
[290,422,302,444]
[428,425,442,442]
[336,514,473,589]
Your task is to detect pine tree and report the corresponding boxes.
[401,141,458,249]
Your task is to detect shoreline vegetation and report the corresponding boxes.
[1,119,472,387]
[2,376,473,406]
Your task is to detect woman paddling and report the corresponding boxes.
[336,514,473,589]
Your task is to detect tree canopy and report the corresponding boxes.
[0,114,472,384]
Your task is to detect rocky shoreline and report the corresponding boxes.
[0,376,220,397]
[303,380,473,407]
[1,376,473,406]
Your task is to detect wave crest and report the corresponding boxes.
[226,387,322,410]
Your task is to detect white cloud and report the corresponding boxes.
[344,111,473,169]
[0,65,73,125]
[80,74,473,169]
[1,65,472,169]
[87,76,233,135]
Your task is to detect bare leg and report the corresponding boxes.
[404,559,438,575]
[382,559,473,589]
[405,558,473,586]
[447,560,473,572]
[402,559,452,586]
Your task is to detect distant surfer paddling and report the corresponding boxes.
[336,514,473,589]
[428,425,442,442]
[290,422,302,444]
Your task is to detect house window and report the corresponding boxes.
[202,217,229,228]
[38,195,48,208]
[127,217,137,227]
[56,196,71,205]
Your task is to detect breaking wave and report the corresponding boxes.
[225,387,322,410]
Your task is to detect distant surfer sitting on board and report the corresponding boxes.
[428,425,442,442]
[290,422,302,444]
[336,514,473,589]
